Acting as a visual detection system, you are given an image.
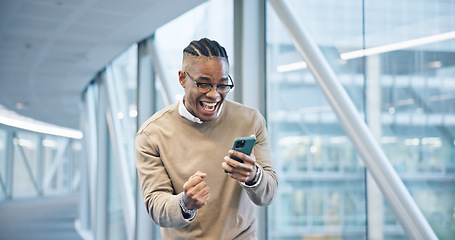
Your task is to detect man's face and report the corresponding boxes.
[179,57,230,122]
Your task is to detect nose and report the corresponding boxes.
[206,85,220,99]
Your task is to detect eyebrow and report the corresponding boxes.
[197,76,229,83]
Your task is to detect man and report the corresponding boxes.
[135,38,278,239]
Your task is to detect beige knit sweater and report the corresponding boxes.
[135,100,278,239]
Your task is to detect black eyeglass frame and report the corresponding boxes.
[184,71,234,94]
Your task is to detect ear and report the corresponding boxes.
[178,70,186,88]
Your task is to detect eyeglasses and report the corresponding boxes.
[184,71,234,94]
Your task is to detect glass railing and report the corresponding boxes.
[0,117,83,201]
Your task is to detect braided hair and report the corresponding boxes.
[183,38,229,64]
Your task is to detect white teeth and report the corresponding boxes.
[202,102,217,111]
[204,102,216,107]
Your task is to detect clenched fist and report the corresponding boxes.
[182,171,210,210]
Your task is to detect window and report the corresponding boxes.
[266,0,455,239]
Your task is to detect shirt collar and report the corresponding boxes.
[178,99,224,124]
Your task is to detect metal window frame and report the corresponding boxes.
[78,84,97,235]
[5,129,14,200]
[135,37,159,240]
[95,72,109,240]
[233,0,267,238]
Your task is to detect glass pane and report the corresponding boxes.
[106,44,138,239]
[13,132,39,198]
[266,0,366,239]
[0,128,7,200]
[42,136,73,196]
[42,136,58,195]
[364,0,455,238]
[107,136,127,240]
[109,44,138,180]
[70,140,83,192]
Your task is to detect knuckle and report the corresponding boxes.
[183,184,191,191]
[187,191,196,198]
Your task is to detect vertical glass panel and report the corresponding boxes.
[154,0,234,105]
[42,135,72,196]
[70,140,82,192]
[266,0,366,239]
[0,128,6,200]
[109,44,138,179]
[364,0,455,238]
[107,140,127,240]
[42,135,59,195]
[107,44,138,239]
[13,131,39,198]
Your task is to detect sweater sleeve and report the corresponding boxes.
[242,112,278,206]
[135,130,189,227]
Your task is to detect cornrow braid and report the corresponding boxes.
[183,38,229,63]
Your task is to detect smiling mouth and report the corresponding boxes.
[200,101,218,112]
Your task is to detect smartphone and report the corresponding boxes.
[225,136,256,173]
[230,136,256,163]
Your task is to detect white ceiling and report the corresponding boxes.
[0,0,206,129]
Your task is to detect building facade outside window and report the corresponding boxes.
[266,0,455,239]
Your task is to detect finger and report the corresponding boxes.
[228,149,256,165]
[186,186,209,202]
[184,181,208,200]
[223,156,245,173]
[184,175,207,192]
[221,161,234,173]
[193,185,210,200]
[232,163,257,181]
[225,160,256,182]
[183,178,198,190]
[228,171,251,183]
[235,152,256,166]
[186,186,210,209]
[183,175,205,191]
[191,191,211,209]
[192,171,207,179]
[226,156,240,168]
[228,149,245,159]
[226,156,255,173]
[193,180,209,194]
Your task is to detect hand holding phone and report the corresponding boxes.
[229,136,256,163]
[224,136,256,173]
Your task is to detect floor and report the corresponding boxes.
[0,194,83,240]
